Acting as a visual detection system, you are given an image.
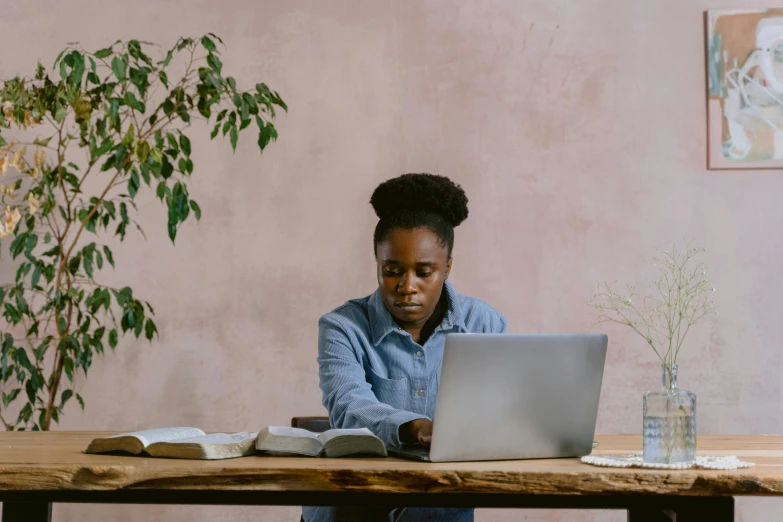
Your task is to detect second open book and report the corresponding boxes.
[85,425,388,460]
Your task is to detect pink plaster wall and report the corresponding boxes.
[1,1,781,520]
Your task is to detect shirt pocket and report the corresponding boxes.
[367,366,410,411]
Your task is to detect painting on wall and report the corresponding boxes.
[707,9,783,169]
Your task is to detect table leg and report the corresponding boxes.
[627,509,675,522]
[628,497,734,522]
[2,501,52,522]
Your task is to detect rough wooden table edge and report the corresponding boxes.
[0,433,781,497]
[0,465,779,496]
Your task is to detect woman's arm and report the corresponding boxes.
[318,316,426,447]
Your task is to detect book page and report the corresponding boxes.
[145,432,259,459]
[319,427,386,458]
[106,427,205,447]
[172,432,257,445]
[318,427,375,445]
[256,426,323,456]
[266,426,320,439]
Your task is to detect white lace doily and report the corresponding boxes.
[582,453,755,470]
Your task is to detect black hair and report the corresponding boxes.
[370,173,469,257]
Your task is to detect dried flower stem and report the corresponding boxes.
[588,242,716,369]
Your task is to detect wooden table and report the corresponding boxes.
[1,432,782,522]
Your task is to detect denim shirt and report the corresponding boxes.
[302,281,506,522]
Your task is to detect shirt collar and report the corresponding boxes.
[368,280,467,346]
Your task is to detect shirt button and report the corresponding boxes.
[416,351,423,357]
[418,390,424,396]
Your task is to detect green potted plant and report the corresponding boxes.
[0,35,285,430]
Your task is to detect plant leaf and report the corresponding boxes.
[64,357,74,382]
[230,126,238,151]
[111,56,126,81]
[201,36,217,52]
[94,47,113,59]
[189,200,201,220]
[125,91,146,113]
[2,389,20,408]
[60,389,73,408]
[83,253,93,279]
[31,264,42,289]
[128,169,140,198]
[69,51,85,87]
[144,319,157,341]
[179,134,191,157]
[103,246,115,267]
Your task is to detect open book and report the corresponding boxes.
[85,427,257,460]
[256,426,387,457]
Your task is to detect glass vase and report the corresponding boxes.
[642,363,696,464]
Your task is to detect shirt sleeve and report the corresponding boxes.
[317,316,426,447]
[485,309,508,333]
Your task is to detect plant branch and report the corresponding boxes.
[588,243,715,371]
[1,33,286,430]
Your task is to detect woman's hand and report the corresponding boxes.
[400,418,433,446]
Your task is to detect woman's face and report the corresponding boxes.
[375,227,452,328]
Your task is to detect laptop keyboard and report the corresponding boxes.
[387,444,432,462]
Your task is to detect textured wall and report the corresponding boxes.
[0,0,781,520]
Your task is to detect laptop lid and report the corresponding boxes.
[428,333,608,463]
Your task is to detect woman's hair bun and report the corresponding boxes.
[369,173,469,227]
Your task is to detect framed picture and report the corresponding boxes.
[707,8,783,169]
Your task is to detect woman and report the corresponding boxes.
[303,173,507,522]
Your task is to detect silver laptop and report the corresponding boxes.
[388,333,607,462]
